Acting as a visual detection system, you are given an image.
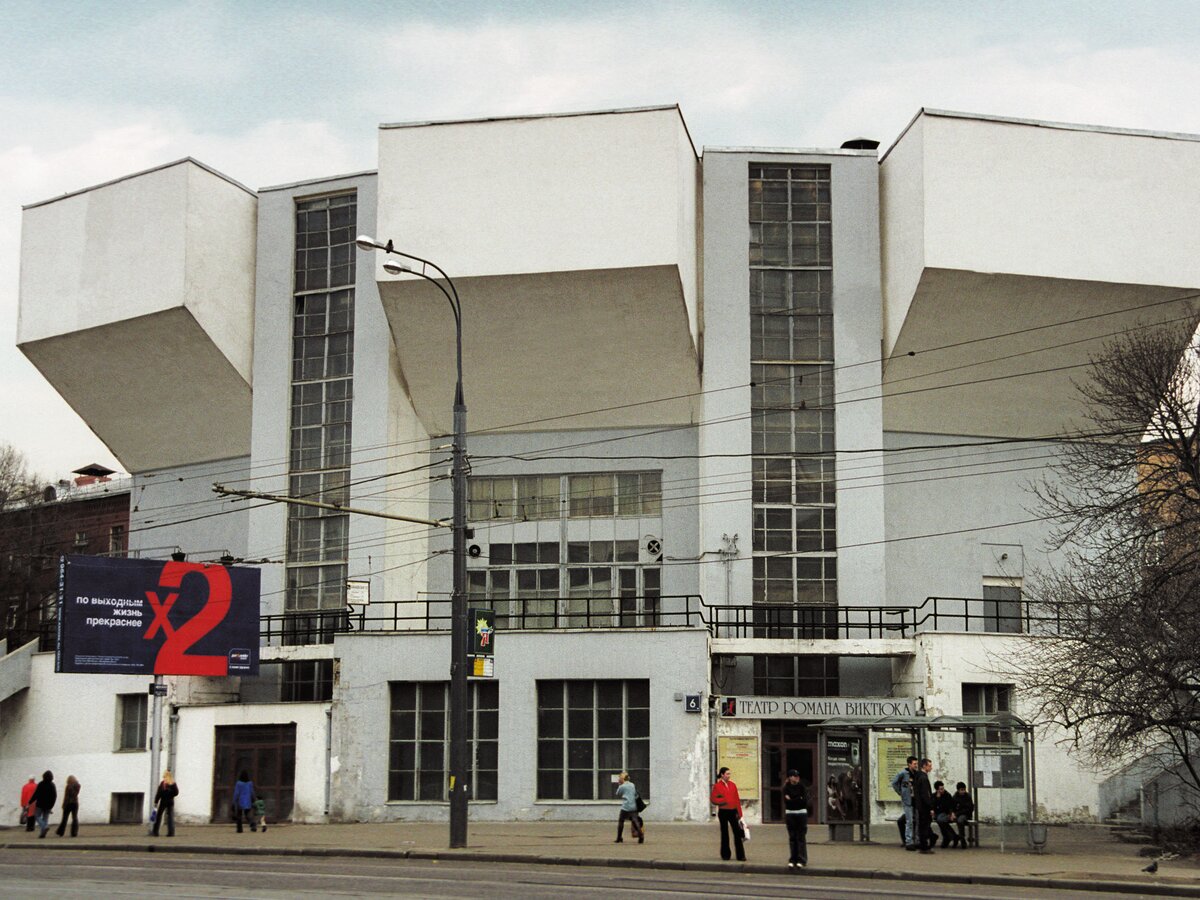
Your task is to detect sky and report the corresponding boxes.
[3,0,1200,479]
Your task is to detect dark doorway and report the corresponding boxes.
[761,721,818,823]
[211,724,297,823]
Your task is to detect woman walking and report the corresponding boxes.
[614,772,644,844]
[54,776,80,837]
[31,771,55,839]
[233,771,257,833]
[153,770,179,837]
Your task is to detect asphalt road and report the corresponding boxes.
[0,849,1172,899]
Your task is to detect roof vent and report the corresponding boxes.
[840,138,880,150]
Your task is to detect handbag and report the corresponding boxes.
[635,793,647,813]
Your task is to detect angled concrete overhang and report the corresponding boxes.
[374,106,701,434]
[880,110,1200,438]
[18,159,257,472]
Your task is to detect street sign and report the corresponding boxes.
[468,607,495,655]
[470,657,494,677]
[346,580,371,605]
[684,694,703,713]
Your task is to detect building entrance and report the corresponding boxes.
[761,721,818,823]
[210,724,297,823]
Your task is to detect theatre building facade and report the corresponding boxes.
[4,105,1199,828]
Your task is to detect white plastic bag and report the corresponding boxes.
[740,818,751,841]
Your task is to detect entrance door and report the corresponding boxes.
[211,724,297,823]
[761,721,819,823]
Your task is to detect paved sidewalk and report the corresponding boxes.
[2,820,1198,895]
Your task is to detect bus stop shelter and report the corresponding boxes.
[813,713,1038,846]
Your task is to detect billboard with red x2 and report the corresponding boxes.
[55,555,260,676]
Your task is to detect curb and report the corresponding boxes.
[1,840,1196,897]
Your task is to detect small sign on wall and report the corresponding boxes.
[717,735,760,800]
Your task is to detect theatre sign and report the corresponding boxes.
[719,696,916,719]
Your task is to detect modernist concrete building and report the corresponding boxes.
[4,105,1200,832]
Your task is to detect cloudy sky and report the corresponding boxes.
[3,0,1199,478]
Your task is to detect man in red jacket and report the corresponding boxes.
[710,767,747,861]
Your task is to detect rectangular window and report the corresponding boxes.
[108,525,126,557]
[468,473,660,521]
[109,792,144,824]
[962,682,1014,745]
[286,194,356,620]
[388,681,499,801]
[982,582,1023,633]
[282,659,334,702]
[117,693,148,751]
[751,655,839,697]
[536,680,650,801]
[750,164,836,610]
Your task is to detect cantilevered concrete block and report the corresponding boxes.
[880,111,1200,438]
[18,159,257,471]
[374,106,700,434]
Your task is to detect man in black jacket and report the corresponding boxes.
[782,769,809,868]
[951,781,975,848]
[913,759,935,853]
[31,771,56,839]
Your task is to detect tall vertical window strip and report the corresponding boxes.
[285,194,356,648]
[749,166,836,606]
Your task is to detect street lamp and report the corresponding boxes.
[357,234,469,849]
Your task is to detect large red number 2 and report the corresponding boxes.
[146,562,232,675]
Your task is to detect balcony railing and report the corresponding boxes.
[257,594,1064,646]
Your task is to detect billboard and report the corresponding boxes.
[56,555,260,676]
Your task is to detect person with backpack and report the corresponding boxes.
[782,769,809,869]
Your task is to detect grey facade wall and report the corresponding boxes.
[129,456,251,561]
[882,431,1064,606]
[330,627,711,821]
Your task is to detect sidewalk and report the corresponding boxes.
[3,820,1198,896]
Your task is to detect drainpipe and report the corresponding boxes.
[324,707,333,818]
[167,704,180,776]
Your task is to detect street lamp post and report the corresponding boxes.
[356,235,469,849]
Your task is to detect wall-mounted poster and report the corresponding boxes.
[56,555,260,676]
[876,736,915,801]
[716,735,760,800]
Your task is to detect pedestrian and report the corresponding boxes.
[233,770,257,833]
[782,769,809,869]
[932,780,955,848]
[54,776,80,837]
[889,755,918,850]
[253,795,268,833]
[913,758,935,853]
[153,770,179,837]
[20,777,36,832]
[31,770,56,838]
[951,781,975,848]
[614,771,644,844]
[710,766,746,862]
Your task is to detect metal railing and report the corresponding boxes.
[256,594,1063,646]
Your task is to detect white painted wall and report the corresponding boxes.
[377,108,698,319]
[171,701,331,824]
[896,632,1106,822]
[0,653,156,824]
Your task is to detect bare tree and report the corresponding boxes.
[0,443,49,648]
[1012,318,1200,797]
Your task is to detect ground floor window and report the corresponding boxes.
[536,679,650,800]
[388,681,499,801]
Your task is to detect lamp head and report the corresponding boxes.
[355,234,383,251]
[383,259,412,275]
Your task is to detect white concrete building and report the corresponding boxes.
[4,106,1200,833]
